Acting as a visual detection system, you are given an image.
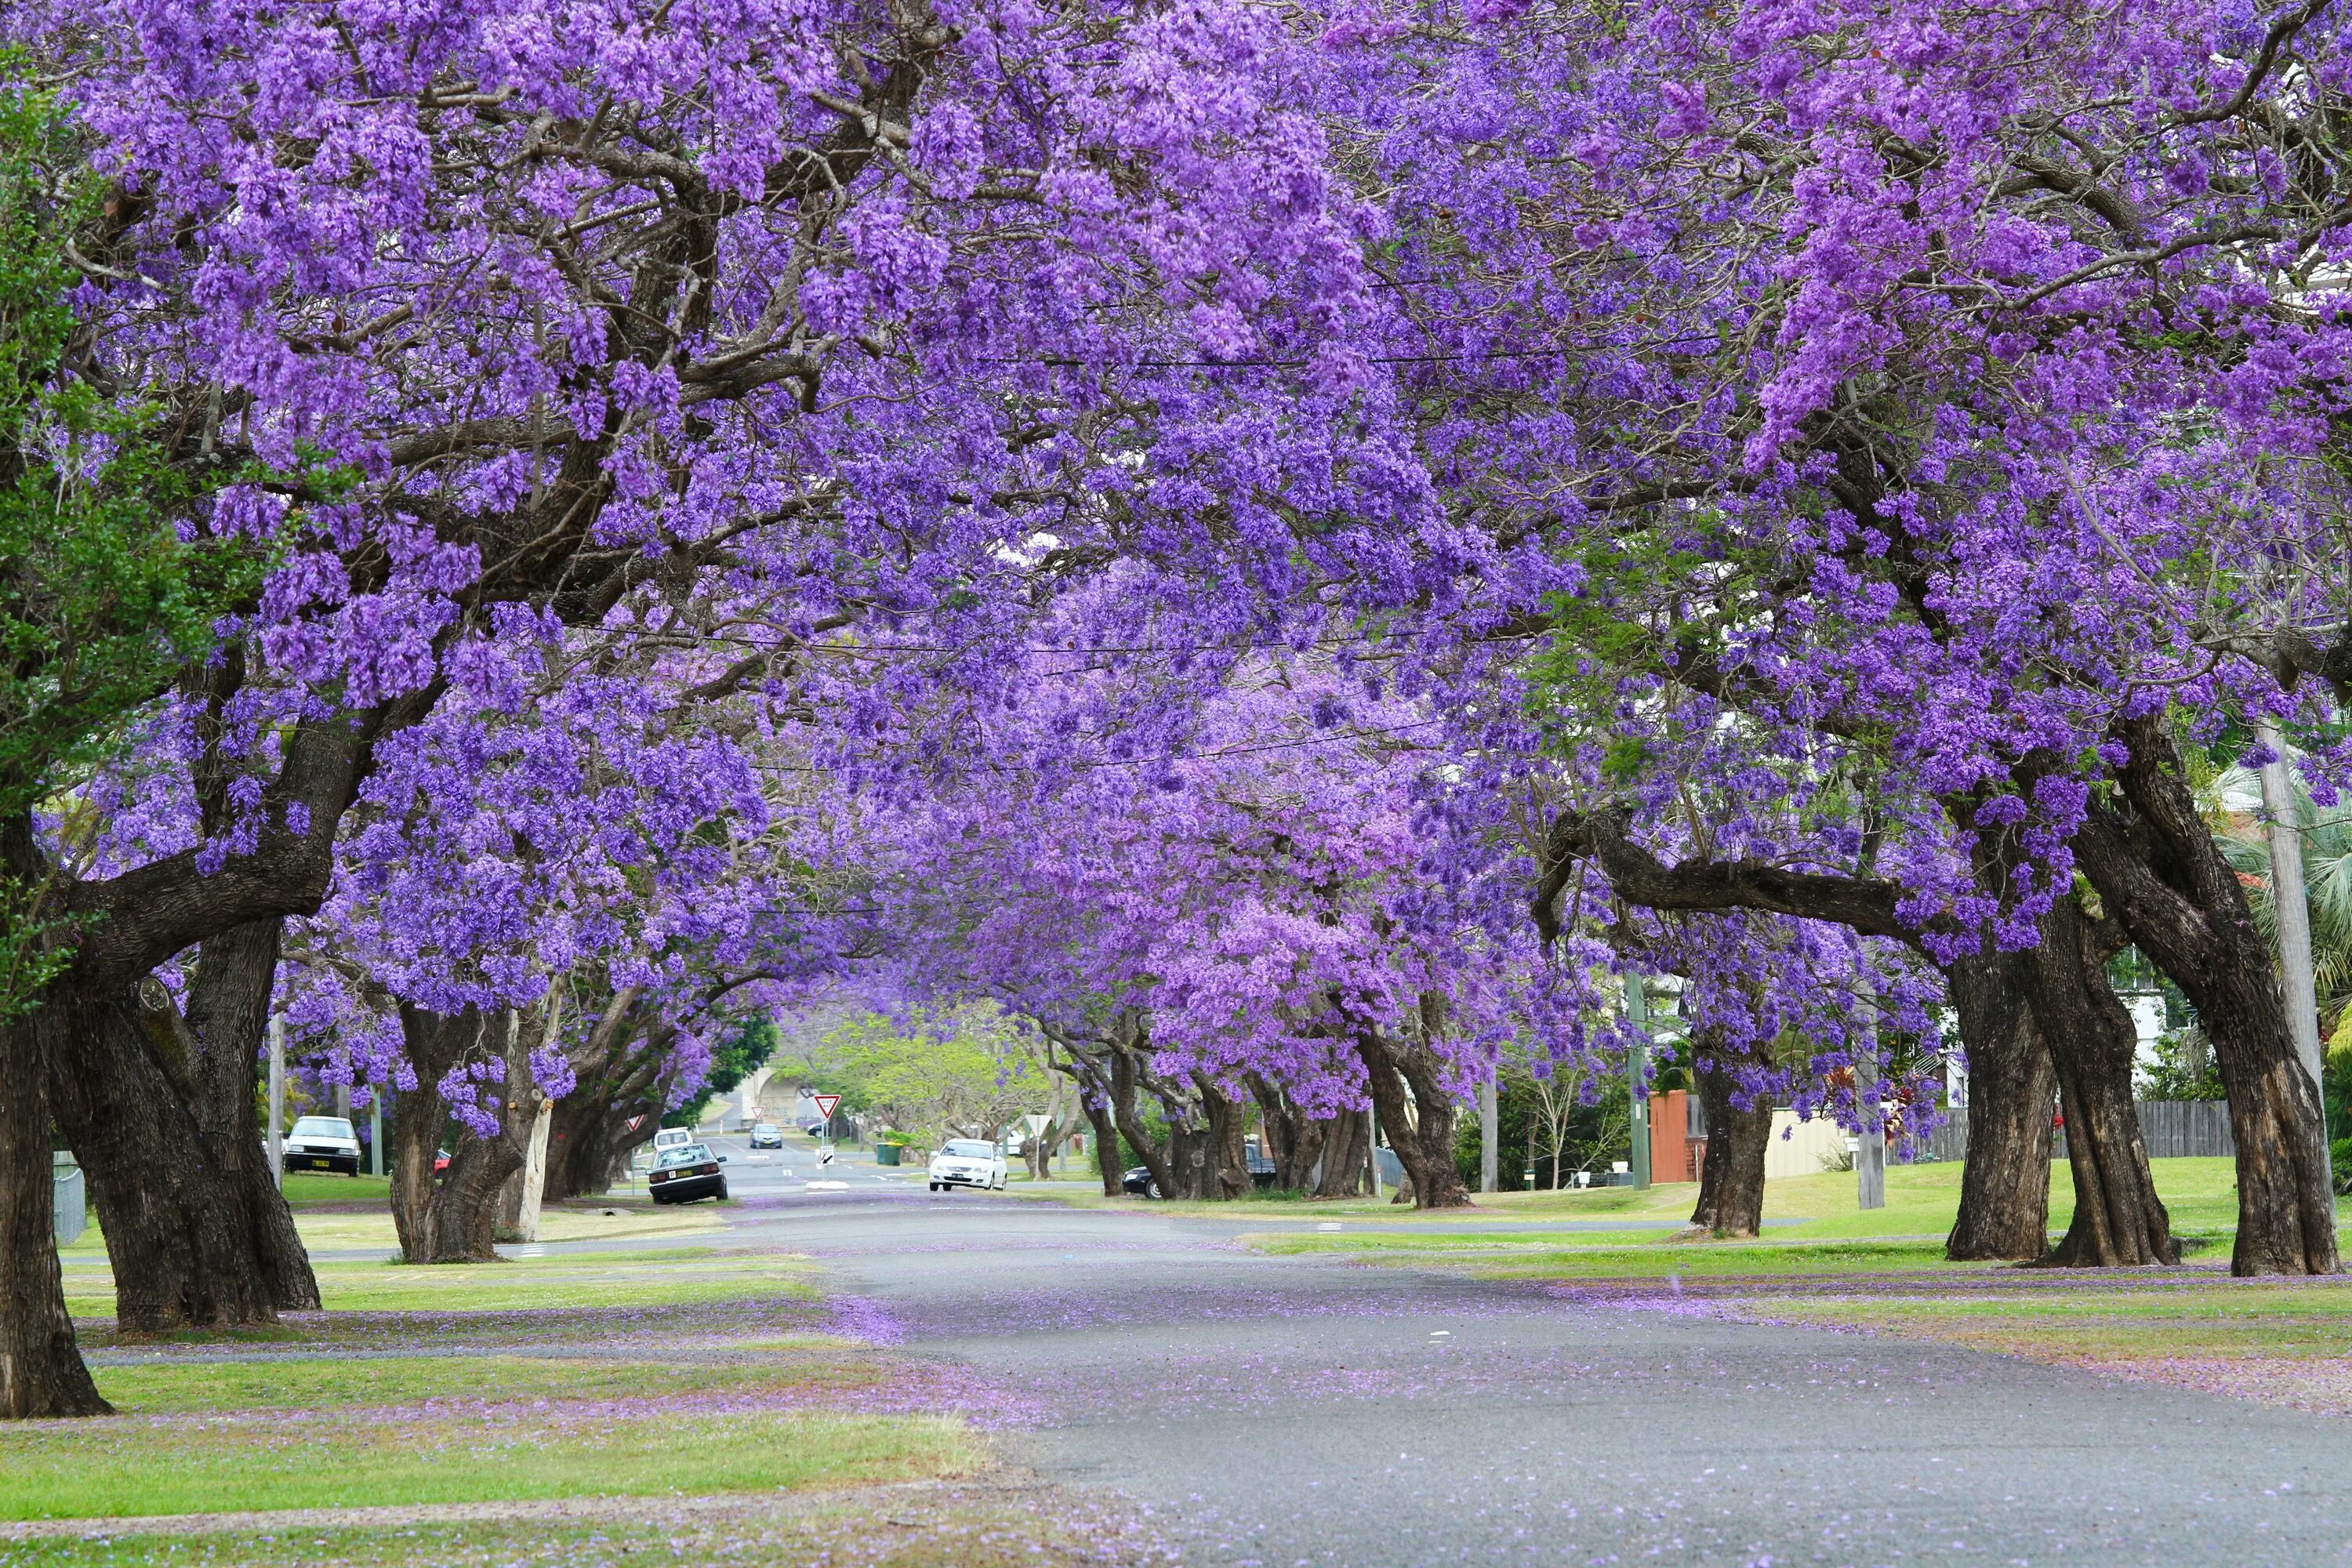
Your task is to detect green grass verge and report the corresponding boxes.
[89,1350,881,1416]
[0,1486,1151,1568]
[0,1410,972,1520]
[64,1252,810,1321]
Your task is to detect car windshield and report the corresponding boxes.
[942,1140,995,1158]
[656,1145,712,1167]
[292,1118,354,1138]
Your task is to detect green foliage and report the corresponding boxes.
[669,1014,779,1128]
[0,59,271,1018]
[2137,1029,2225,1102]
[805,1002,1046,1145]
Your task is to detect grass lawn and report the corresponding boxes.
[63,1250,811,1321]
[1,1486,1163,1568]
[0,1409,969,1520]
[62,1189,721,1264]
[1229,1157,2336,1264]
[3,1236,1040,1556]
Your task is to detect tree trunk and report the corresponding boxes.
[49,982,285,1332]
[1314,1109,1369,1197]
[1197,1076,1252,1200]
[1108,1047,1179,1200]
[1250,1075,1324,1192]
[1083,1098,1122,1196]
[0,1000,110,1417]
[390,1007,532,1264]
[2077,715,2338,1276]
[2024,895,2174,1266]
[1943,949,2057,1261]
[48,916,321,1332]
[1355,1029,1472,1210]
[1688,1048,1771,1237]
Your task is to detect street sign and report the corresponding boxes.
[1023,1112,1049,1136]
[625,1113,646,1132]
[812,1094,841,1123]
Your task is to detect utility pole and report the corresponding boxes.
[1624,978,1651,1191]
[1367,1102,1381,1199]
[2259,719,2336,1200]
[1479,1076,1498,1195]
[1855,975,1886,1210]
[267,1014,286,1190]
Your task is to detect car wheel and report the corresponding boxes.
[1146,1179,1162,1200]
[717,1181,728,1201]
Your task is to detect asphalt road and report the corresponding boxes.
[753,1183,2352,1568]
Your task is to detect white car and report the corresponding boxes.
[928,1138,1007,1192]
[283,1116,362,1176]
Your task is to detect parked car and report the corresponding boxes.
[652,1126,695,1156]
[282,1116,362,1176]
[804,1120,829,1138]
[649,1142,729,1204]
[1123,1154,1276,1198]
[748,1123,784,1149]
[928,1138,1007,1192]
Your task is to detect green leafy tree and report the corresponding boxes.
[0,60,267,1015]
[667,1015,779,1129]
[806,1004,1047,1148]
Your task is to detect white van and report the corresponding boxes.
[652,1126,695,1155]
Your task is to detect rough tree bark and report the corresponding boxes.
[1197,1076,1254,1200]
[1313,1108,1370,1197]
[45,982,281,1332]
[2024,895,2174,1266]
[1355,1025,1472,1210]
[2075,716,2338,1276]
[0,989,109,1416]
[1687,1036,1772,1238]
[52,920,322,1334]
[1250,1073,1326,1192]
[1942,949,2057,1261]
[389,1006,532,1263]
[1107,1042,1179,1201]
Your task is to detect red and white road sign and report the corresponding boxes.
[812,1094,841,1123]
[625,1114,646,1132]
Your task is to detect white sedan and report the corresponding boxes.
[927,1138,1007,1192]
[282,1115,362,1176]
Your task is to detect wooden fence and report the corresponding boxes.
[1906,1100,2234,1164]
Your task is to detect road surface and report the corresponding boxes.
[747,1179,2351,1567]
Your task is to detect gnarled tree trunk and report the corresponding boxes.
[1943,949,2056,1260]
[0,999,110,1417]
[1688,1040,1772,1237]
[1313,1109,1370,1197]
[48,919,321,1332]
[1250,1074,1325,1192]
[2025,895,2173,1266]
[1356,1026,1472,1210]
[389,1006,531,1264]
[1198,1076,1253,1200]
[2077,716,2337,1276]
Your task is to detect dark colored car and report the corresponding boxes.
[748,1123,784,1149]
[1123,1152,1278,1199]
[650,1142,729,1204]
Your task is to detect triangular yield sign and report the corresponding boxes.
[812,1094,841,1122]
